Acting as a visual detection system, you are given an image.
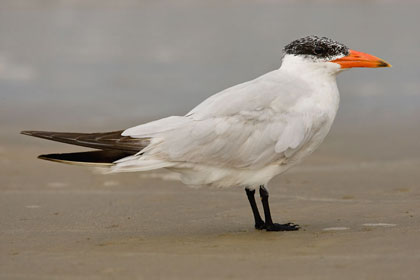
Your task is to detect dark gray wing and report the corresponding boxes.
[21,130,149,152]
[38,150,134,166]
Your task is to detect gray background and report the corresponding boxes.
[1,1,419,139]
[1,1,420,279]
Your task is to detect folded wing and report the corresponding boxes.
[21,130,150,166]
[21,130,149,152]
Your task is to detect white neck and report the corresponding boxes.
[280,54,342,79]
[278,54,341,120]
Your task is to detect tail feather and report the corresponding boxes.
[38,150,134,166]
[111,157,175,172]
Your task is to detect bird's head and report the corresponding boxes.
[281,36,391,75]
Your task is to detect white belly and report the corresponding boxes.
[169,118,334,188]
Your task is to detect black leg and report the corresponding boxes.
[259,185,299,231]
[245,188,266,230]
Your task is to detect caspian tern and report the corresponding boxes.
[22,36,390,231]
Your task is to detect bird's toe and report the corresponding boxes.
[266,222,300,232]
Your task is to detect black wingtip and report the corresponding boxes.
[21,130,34,136]
[20,130,52,139]
[37,154,64,163]
[37,150,132,165]
[37,154,63,163]
[19,130,146,152]
[37,154,49,160]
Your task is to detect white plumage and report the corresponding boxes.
[112,55,342,188]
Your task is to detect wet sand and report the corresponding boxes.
[1,126,420,280]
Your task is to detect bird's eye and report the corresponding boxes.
[314,47,323,55]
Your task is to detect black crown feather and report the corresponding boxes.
[284,36,349,59]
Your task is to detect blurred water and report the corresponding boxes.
[0,0,419,138]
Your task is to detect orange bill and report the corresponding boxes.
[330,49,391,68]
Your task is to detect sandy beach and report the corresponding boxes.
[1,124,420,280]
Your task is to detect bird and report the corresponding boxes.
[21,36,390,231]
